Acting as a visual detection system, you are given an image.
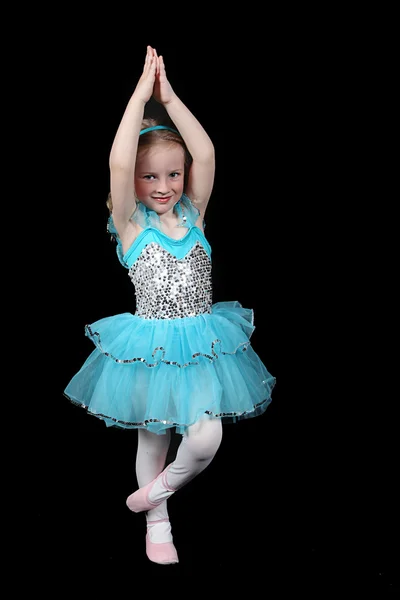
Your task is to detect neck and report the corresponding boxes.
[159,208,178,226]
[157,198,182,225]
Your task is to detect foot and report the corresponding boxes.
[146,519,179,565]
[126,466,175,513]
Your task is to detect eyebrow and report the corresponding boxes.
[137,168,184,175]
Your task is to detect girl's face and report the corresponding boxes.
[134,143,185,214]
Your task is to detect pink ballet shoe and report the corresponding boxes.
[126,466,175,513]
[146,519,179,565]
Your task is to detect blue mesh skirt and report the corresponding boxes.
[64,301,275,434]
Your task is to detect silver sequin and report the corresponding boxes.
[66,388,276,427]
[128,241,212,319]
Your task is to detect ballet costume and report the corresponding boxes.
[64,193,275,564]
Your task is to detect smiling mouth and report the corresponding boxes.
[153,197,172,203]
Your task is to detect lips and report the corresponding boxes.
[153,197,172,204]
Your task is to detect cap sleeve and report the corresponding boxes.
[107,215,129,269]
[175,194,205,229]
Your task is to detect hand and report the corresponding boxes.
[134,46,157,104]
[152,48,176,105]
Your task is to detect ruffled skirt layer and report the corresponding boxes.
[64,301,275,434]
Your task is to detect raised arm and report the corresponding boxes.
[109,46,156,229]
[153,49,215,212]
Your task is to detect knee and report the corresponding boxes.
[187,418,223,461]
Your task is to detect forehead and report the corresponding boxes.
[136,143,185,171]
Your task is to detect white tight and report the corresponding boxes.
[135,417,223,524]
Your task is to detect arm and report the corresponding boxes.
[153,51,215,211]
[109,46,156,228]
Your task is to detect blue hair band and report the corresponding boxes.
[139,125,180,136]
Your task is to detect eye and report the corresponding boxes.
[169,172,180,178]
[143,175,155,180]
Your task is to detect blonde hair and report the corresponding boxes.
[106,118,191,213]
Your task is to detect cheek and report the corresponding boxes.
[174,178,185,192]
[134,180,149,199]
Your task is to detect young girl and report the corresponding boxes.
[64,46,275,565]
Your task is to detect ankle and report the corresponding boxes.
[147,518,173,544]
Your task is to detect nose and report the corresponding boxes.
[156,177,170,194]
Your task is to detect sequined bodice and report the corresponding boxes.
[107,195,213,320]
[127,229,212,320]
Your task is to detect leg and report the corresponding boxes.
[136,428,171,491]
[128,418,222,564]
[145,417,223,505]
[136,428,171,521]
[126,417,223,511]
[135,428,178,564]
[166,417,223,490]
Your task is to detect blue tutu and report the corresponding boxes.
[64,195,275,434]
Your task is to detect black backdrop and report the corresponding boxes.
[18,17,397,592]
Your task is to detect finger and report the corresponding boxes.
[146,47,156,71]
[145,46,152,64]
[143,46,150,71]
[152,47,158,74]
[149,55,156,76]
[159,55,166,75]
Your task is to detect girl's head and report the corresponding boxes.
[134,118,191,215]
[107,118,192,216]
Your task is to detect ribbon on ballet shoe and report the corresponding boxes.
[160,465,176,493]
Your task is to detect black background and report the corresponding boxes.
[13,10,398,592]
